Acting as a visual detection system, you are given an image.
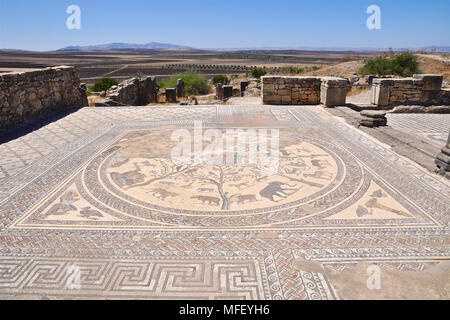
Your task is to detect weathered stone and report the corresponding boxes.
[413,74,443,91]
[240,81,249,97]
[435,132,450,177]
[359,117,388,128]
[350,73,360,84]
[371,84,390,106]
[359,110,388,127]
[176,79,185,98]
[215,84,224,100]
[262,76,321,105]
[165,88,177,103]
[371,75,446,107]
[365,75,375,85]
[320,77,348,107]
[223,85,233,99]
[0,66,88,132]
[105,76,158,106]
[94,98,122,107]
[360,110,388,119]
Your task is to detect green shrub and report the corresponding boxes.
[90,78,118,92]
[359,52,419,77]
[158,71,210,95]
[212,75,229,85]
[251,68,267,79]
[280,66,304,75]
[133,72,145,79]
[389,52,420,77]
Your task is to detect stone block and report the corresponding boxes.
[176,79,185,98]
[263,95,282,104]
[215,84,223,100]
[165,88,177,103]
[223,85,233,99]
[413,74,443,91]
[371,85,390,106]
[240,81,249,97]
[281,96,292,104]
[373,78,395,86]
[320,77,348,107]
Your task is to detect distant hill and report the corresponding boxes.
[208,46,450,53]
[57,42,194,51]
[419,46,450,53]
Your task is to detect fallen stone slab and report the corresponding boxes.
[94,98,122,107]
[391,105,450,114]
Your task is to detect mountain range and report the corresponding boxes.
[57,42,194,51]
[2,42,448,53]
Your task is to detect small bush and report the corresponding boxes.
[158,71,210,95]
[90,78,118,92]
[133,72,145,79]
[212,75,229,85]
[359,51,419,77]
[306,66,320,72]
[280,66,304,75]
[251,68,267,79]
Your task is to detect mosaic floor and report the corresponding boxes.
[0,106,449,300]
[387,113,450,147]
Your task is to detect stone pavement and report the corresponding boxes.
[387,113,450,147]
[0,105,449,300]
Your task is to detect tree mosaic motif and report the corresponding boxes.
[107,131,338,211]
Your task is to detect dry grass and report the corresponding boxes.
[347,86,371,97]
[87,95,104,107]
[303,60,365,79]
[416,55,450,83]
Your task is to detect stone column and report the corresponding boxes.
[215,84,223,100]
[176,78,185,98]
[223,85,233,99]
[240,81,249,97]
[370,79,393,107]
[359,110,387,127]
[435,132,450,178]
[165,88,177,103]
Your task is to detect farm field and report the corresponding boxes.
[0,49,378,85]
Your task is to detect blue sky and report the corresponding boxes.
[0,0,449,51]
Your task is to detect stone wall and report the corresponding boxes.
[0,66,88,132]
[105,76,158,106]
[371,74,448,107]
[262,76,321,105]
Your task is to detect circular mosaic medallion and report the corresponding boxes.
[82,129,363,227]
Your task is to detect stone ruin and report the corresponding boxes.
[0,66,88,132]
[371,74,449,107]
[261,74,449,109]
[223,85,233,99]
[97,76,158,106]
[215,83,224,100]
[165,88,177,103]
[320,77,348,107]
[176,79,185,98]
[240,81,249,97]
[262,76,325,105]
